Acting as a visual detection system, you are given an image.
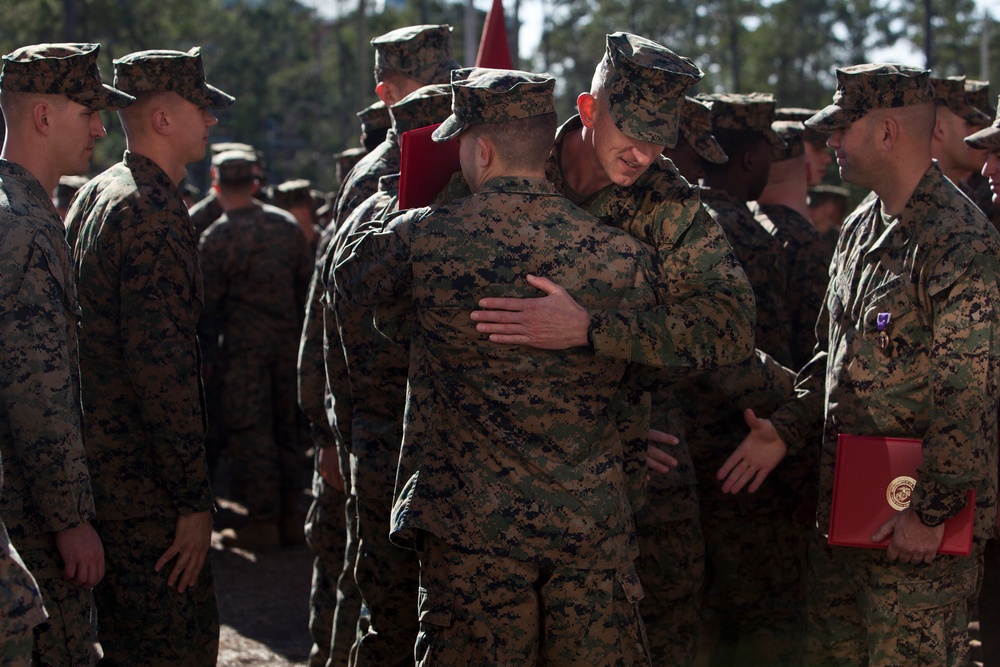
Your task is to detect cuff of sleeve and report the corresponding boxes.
[173,482,217,515]
[588,311,641,362]
[910,478,970,527]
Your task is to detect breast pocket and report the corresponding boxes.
[860,277,917,359]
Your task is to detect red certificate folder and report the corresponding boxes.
[398,123,461,210]
[828,434,975,556]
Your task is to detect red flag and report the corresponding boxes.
[475,0,514,70]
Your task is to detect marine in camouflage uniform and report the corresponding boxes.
[64,48,233,667]
[188,141,258,238]
[930,76,992,207]
[961,81,1000,229]
[729,64,1000,667]
[330,25,459,229]
[323,174,413,667]
[678,93,807,667]
[0,43,134,667]
[335,67,668,666]
[754,120,833,369]
[966,94,1000,667]
[199,151,312,550]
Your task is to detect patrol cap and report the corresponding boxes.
[114,47,235,109]
[776,107,829,146]
[212,149,257,184]
[1,43,134,110]
[601,33,703,148]
[391,83,453,134]
[357,101,392,133]
[965,79,992,121]
[210,141,255,156]
[808,183,850,205]
[964,96,1000,151]
[679,96,727,164]
[931,76,991,126]
[433,67,556,142]
[770,121,805,161]
[699,92,785,146]
[371,25,460,85]
[806,63,934,132]
[272,178,313,208]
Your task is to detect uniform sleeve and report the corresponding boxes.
[0,232,95,532]
[122,214,213,515]
[196,229,226,368]
[332,209,417,308]
[588,205,757,373]
[910,259,1000,524]
[299,238,338,450]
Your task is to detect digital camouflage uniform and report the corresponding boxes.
[324,175,417,667]
[335,68,665,666]
[681,93,808,667]
[0,43,134,667]
[543,36,755,666]
[64,47,234,667]
[765,65,1000,667]
[0,514,46,664]
[300,222,353,667]
[330,24,459,228]
[965,92,1000,667]
[199,158,312,533]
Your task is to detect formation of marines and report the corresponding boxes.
[2,18,1000,667]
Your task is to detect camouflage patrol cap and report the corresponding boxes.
[433,67,556,142]
[808,183,850,205]
[272,178,313,208]
[806,63,934,132]
[965,79,992,121]
[770,121,805,161]
[964,96,1000,151]
[371,25,460,85]
[210,141,255,156]
[931,76,991,126]
[679,97,727,164]
[114,47,234,109]
[211,149,257,184]
[601,33,703,148]
[699,92,785,146]
[1,43,134,110]
[776,107,830,146]
[391,83,453,134]
[357,101,392,133]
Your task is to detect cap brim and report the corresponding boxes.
[963,106,992,127]
[432,115,465,142]
[805,104,860,132]
[965,124,1000,151]
[68,84,136,111]
[184,82,235,109]
[764,128,787,148]
[692,136,728,164]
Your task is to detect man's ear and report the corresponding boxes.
[578,92,597,129]
[375,81,394,106]
[878,115,899,152]
[931,116,947,142]
[150,106,171,136]
[32,100,53,135]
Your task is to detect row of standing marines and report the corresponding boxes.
[2,19,1000,667]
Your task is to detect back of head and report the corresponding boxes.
[212,149,257,195]
[432,67,557,171]
[592,32,703,149]
[357,101,391,151]
[371,25,460,86]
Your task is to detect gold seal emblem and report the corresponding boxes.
[886,476,916,511]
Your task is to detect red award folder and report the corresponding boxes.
[828,434,975,556]
[398,123,461,210]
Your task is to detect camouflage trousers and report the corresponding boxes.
[414,532,651,667]
[699,497,808,666]
[327,492,362,667]
[634,514,704,667]
[224,347,302,521]
[350,493,420,667]
[805,530,979,667]
[93,517,219,667]
[17,539,95,667]
[304,470,352,667]
[0,630,33,667]
[979,536,1000,667]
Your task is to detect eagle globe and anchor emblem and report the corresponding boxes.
[886,475,917,511]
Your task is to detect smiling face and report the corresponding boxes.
[581,91,664,188]
[827,113,881,190]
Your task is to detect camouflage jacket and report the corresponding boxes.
[0,507,46,636]
[547,116,755,372]
[199,201,311,362]
[771,163,1000,539]
[66,151,214,521]
[335,176,660,567]
[754,202,833,369]
[331,129,401,229]
[0,160,95,543]
[189,190,223,238]
[299,224,339,454]
[701,187,793,366]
